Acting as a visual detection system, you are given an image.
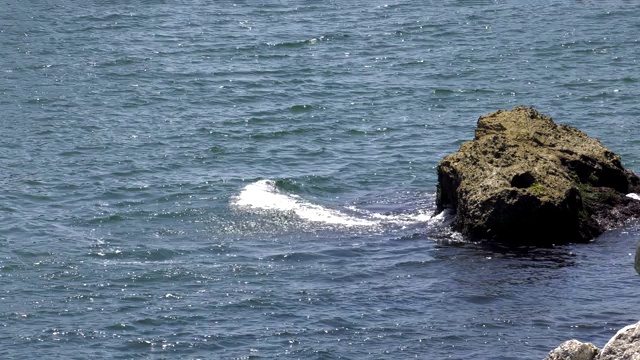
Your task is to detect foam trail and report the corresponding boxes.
[345,206,433,225]
[232,180,439,227]
[627,193,640,201]
[232,180,376,226]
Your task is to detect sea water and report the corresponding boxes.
[1,1,639,358]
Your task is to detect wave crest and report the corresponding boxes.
[231,179,440,228]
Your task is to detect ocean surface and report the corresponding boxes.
[1,1,640,359]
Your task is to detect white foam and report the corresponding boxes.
[232,180,436,227]
[232,180,376,226]
[345,206,433,225]
[627,193,640,201]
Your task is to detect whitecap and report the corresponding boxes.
[231,180,376,227]
[231,179,440,228]
[627,193,640,201]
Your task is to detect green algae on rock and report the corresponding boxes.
[436,106,640,245]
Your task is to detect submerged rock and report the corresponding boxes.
[436,106,640,245]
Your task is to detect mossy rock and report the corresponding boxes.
[436,106,640,245]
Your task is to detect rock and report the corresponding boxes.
[545,322,640,360]
[544,339,599,360]
[598,321,640,360]
[436,106,640,245]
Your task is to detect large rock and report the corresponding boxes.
[599,322,640,360]
[436,106,640,244]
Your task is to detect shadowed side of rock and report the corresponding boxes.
[436,106,640,245]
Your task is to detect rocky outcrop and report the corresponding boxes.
[544,340,599,360]
[599,322,640,360]
[436,106,640,245]
[545,321,640,360]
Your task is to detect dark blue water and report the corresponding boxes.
[1,1,640,358]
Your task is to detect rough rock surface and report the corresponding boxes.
[598,322,640,360]
[436,106,640,244]
[545,321,640,360]
[544,339,599,360]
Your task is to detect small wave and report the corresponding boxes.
[249,127,319,140]
[231,180,440,228]
[627,193,640,201]
[345,206,433,226]
[267,35,329,48]
[88,214,125,224]
[232,180,375,226]
[289,104,314,112]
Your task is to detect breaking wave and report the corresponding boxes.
[231,179,444,228]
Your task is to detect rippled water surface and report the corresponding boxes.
[1,1,640,359]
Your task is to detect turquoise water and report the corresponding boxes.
[1,1,640,358]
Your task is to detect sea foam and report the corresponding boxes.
[232,180,437,227]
